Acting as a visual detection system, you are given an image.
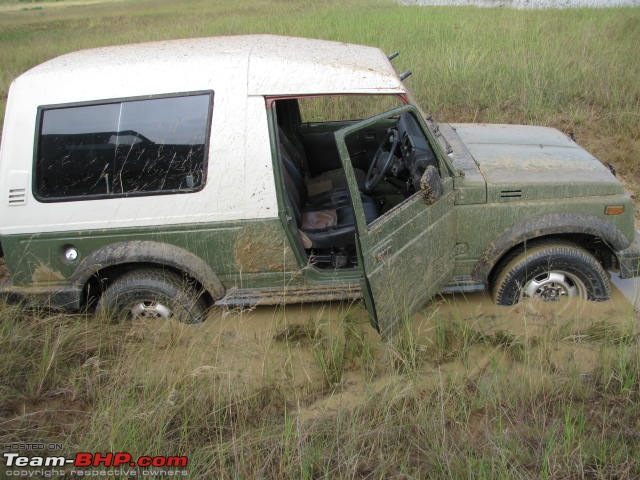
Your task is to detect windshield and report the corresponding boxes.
[402,87,440,132]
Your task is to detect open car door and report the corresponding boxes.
[334,105,457,336]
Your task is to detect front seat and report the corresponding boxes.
[279,149,378,250]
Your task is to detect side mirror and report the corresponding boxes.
[420,165,442,205]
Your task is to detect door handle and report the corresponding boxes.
[373,244,392,262]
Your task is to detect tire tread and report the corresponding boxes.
[96,268,208,323]
[493,241,610,306]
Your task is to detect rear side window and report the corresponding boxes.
[35,92,213,201]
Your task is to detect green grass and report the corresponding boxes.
[1,1,640,477]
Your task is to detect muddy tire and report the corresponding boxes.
[96,268,208,323]
[493,242,610,306]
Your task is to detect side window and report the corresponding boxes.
[35,92,212,201]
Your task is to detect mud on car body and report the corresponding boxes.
[0,35,638,335]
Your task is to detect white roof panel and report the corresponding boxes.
[16,35,406,99]
[245,35,405,95]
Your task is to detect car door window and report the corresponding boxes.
[342,109,444,226]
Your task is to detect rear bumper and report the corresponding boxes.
[615,232,640,279]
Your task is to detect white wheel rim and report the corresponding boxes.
[523,270,587,301]
[129,301,172,320]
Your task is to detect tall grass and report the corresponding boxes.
[2,297,639,478]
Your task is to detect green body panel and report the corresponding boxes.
[439,122,636,280]
[0,218,301,290]
[335,106,457,335]
[436,124,487,205]
[452,194,636,279]
[450,123,624,202]
[357,184,456,335]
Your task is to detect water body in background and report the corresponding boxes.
[400,0,638,8]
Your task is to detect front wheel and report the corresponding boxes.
[493,242,610,307]
[96,268,208,323]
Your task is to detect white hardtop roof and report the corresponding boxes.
[15,35,406,99]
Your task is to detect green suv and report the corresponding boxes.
[0,35,637,335]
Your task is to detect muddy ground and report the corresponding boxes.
[128,284,638,422]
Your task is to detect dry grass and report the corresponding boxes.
[1,295,639,478]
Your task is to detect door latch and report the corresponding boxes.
[373,244,392,262]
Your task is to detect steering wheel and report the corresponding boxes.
[364,128,399,192]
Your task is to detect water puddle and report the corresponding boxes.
[0,0,126,12]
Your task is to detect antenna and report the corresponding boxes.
[387,52,399,61]
[399,71,412,81]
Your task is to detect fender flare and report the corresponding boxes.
[473,212,631,283]
[71,240,225,300]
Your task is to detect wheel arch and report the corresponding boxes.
[70,241,225,307]
[475,213,629,286]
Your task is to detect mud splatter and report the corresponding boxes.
[31,263,65,283]
[234,223,298,273]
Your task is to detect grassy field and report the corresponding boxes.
[1,0,640,478]
[2,295,640,478]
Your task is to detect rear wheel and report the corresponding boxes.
[493,242,610,307]
[96,268,208,323]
